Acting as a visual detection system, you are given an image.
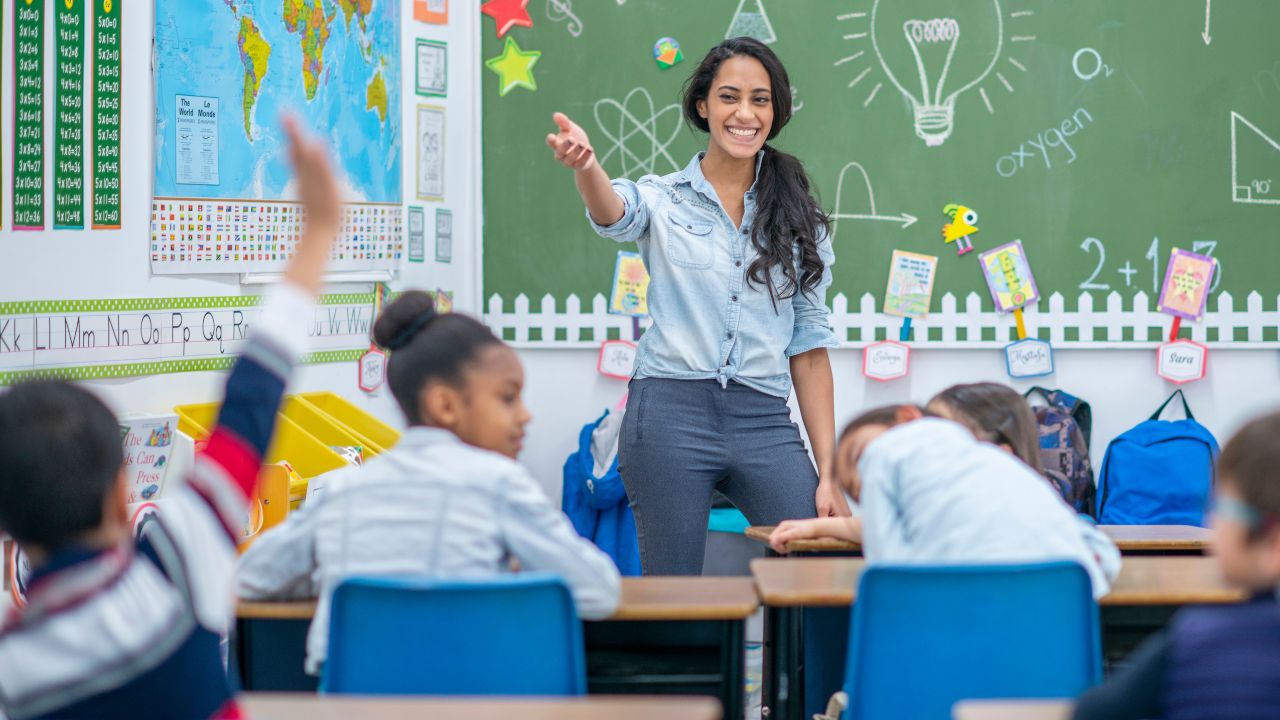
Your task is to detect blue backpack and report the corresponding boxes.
[1096,390,1219,526]
[561,409,641,576]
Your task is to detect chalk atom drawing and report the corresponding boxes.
[830,161,918,241]
[727,0,776,44]
[1230,111,1280,205]
[593,88,683,179]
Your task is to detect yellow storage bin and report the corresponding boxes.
[173,401,348,503]
[298,391,400,452]
[280,397,381,460]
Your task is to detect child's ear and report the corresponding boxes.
[105,470,130,529]
[421,382,460,428]
[895,405,924,423]
[1260,522,1280,579]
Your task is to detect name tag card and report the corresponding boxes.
[598,340,637,380]
[358,348,387,393]
[1005,338,1055,378]
[1157,339,1208,384]
[863,340,910,382]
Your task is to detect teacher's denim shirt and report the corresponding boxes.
[588,152,837,398]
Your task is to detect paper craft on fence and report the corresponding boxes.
[978,240,1039,312]
[609,251,650,316]
[883,250,938,318]
[1157,248,1217,321]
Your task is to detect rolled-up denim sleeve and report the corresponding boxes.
[587,178,651,245]
[785,229,838,357]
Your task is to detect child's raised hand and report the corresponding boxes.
[545,112,597,172]
[282,115,341,292]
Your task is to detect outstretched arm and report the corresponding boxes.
[546,112,624,226]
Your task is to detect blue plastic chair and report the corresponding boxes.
[843,562,1102,720]
[322,574,586,695]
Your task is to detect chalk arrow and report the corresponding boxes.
[831,212,918,229]
[1202,0,1212,45]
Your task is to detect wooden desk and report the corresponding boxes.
[1100,525,1211,553]
[241,693,722,720]
[234,577,758,720]
[743,526,860,555]
[750,556,1245,607]
[745,525,1212,556]
[952,699,1073,720]
[750,557,1245,720]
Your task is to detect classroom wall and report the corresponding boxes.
[0,3,481,425]
[514,347,1280,502]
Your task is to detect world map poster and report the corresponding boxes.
[151,0,402,274]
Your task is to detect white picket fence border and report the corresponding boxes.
[485,291,1280,350]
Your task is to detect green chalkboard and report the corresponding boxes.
[482,0,1280,345]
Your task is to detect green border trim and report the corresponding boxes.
[0,292,377,315]
[0,349,368,385]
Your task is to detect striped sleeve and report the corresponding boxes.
[188,283,314,537]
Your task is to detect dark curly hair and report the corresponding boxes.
[682,37,830,308]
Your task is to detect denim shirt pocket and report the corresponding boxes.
[665,212,715,269]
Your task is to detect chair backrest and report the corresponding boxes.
[844,562,1101,720]
[322,574,586,695]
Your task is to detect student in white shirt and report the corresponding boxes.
[770,397,1118,598]
[236,291,622,675]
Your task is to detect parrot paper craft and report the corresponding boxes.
[942,204,979,256]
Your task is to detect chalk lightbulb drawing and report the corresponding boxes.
[835,1,1034,148]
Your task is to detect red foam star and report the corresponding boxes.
[481,0,533,38]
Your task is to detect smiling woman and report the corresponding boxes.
[545,38,848,576]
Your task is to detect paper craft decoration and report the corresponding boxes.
[415,0,448,24]
[1157,339,1208,384]
[120,416,178,504]
[1005,338,1055,379]
[941,204,979,256]
[978,240,1039,312]
[610,251,650,316]
[883,250,937,342]
[435,289,454,314]
[654,37,683,69]
[484,36,541,96]
[1157,248,1217,321]
[863,341,910,382]
[481,0,533,38]
[598,340,638,380]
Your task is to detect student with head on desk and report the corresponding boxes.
[769,401,1117,597]
[1074,410,1280,720]
[770,384,1120,581]
[236,290,621,676]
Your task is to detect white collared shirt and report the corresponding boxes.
[857,418,1120,598]
[236,427,622,674]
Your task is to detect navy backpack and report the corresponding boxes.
[1096,390,1219,526]
[1025,386,1096,518]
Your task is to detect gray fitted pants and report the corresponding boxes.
[618,378,820,575]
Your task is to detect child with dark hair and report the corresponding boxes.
[770,403,1115,598]
[1074,410,1280,720]
[0,118,340,720]
[236,291,621,675]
